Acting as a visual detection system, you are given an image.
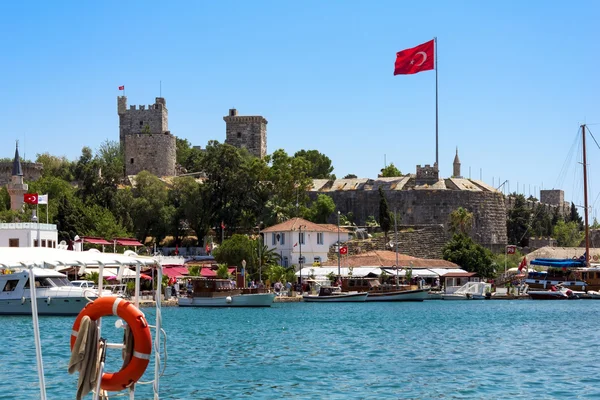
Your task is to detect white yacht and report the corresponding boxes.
[0,267,106,315]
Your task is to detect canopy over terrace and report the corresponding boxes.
[78,236,112,246]
[114,238,144,247]
[320,250,459,269]
[0,247,157,270]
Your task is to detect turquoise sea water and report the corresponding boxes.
[2,300,600,399]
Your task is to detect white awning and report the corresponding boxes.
[0,248,156,270]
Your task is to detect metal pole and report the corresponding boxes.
[154,262,162,399]
[434,36,438,168]
[258,222,262,284]
[395,208,398,288]
[26,264,47,400]
[299,225,302,293]
[337,211,341,279]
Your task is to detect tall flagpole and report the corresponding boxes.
[434,37,438,168]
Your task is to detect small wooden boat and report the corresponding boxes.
[302,287,368,302]
[178,278,275,307]
[341,277,428,302]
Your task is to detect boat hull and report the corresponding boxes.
[178,293,275,307]
[302,292,368,302]
[528,291,575,300]
[365,288,428,302]
[0,296,92,315]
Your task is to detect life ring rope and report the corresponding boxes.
[70,296,152,392]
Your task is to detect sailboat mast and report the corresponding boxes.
[582,124,590,267]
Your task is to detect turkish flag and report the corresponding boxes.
[24,193,38,204]
[507,245,516,255]
[394,39,434,75]
[518,257,527,272]
[118,85,125,90]
[339,246,348,255]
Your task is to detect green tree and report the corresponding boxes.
[265,149,312,223]
[569,202,583,229]
[553,220,584,247]
[591,218,600,230]
[294,149,335,179]
[305,194,336,223]
[343,174,357,179]
[531,204,552,237]
[216,263,232,279]
[442,234,494,278]
[213,234,255,275]
[130,171,169,243]
[507,194,531,247]
[36,153,74,181]
[448,207,473,236]
[380,163,402,177]
[378,187,392,241]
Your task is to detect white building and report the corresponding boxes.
[0,222,58,248]
[262,217,351,269]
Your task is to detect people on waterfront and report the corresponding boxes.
[274,280,283,296]
[186,279,193,295]
[285,281,292,295]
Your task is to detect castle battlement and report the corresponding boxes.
[223,108,267,158]
[223,115,268,124]
[118,96,174,177]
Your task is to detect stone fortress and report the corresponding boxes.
[2,96,572,255]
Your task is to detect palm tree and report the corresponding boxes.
[449,207,473,236]
[216,263,231,279]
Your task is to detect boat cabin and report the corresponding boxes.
[341,277,416,293]
[188,278,267,297]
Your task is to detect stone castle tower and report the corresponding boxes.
[7,142,28,211]
[118,96,176,177]
[223,109,267,158]
[452,147,461,178]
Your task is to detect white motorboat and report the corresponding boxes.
[178,278,275,307]
[302,286,368,302]
[528,285,579,300]
[442,281,491,300]
[0,268,108,315]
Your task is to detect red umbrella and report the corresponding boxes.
[140,273,152,280]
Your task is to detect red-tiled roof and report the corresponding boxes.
[321,250,458,268]
[262,217,352,233]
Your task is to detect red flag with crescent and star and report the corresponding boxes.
[24,193,38,204]
[339,246,348,255]
[394,40,434,75]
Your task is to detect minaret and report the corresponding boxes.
[7,141,28,211]
[452,147,461,178]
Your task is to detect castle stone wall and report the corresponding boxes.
[316,188,508,248]
[119,96,174,177]
[0,162,43,185]
[223,109,267,158]
[125,133,176,177]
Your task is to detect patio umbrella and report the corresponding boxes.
[140,273,152,280]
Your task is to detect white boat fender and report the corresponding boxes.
[21,297,26,305]
[226,296,232,303]
[47,297,51,305]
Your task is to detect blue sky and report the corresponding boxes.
[1,1,599,216]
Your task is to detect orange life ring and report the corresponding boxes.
[70,296,152,392]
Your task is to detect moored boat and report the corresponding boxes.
[528,285,579,300]
[178,277,275,307]
[442,281,491,300]
[302,286,368,302]
[341,277,428,302]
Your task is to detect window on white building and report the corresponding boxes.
[283,257,289,268]
[272,233,276,245]
[317,232,324,245]
[299,232,305,245]
[281,233,285,245]
[8,238,18,247]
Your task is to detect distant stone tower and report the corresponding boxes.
[223,109,267,158]
[452,147,461,178]
[7,142,28,211]
[118,96,176,177]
